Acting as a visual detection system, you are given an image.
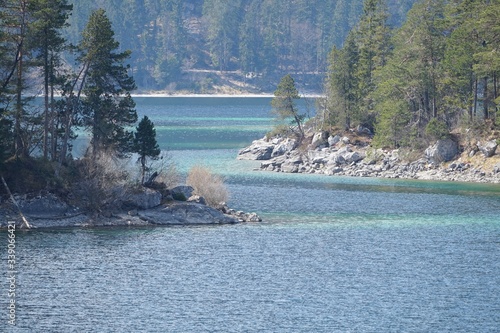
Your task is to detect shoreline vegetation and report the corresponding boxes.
[0,161,262,229]
[238,128,500,184]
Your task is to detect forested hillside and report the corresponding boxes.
[322,0,499,150]
[63,0,417,92]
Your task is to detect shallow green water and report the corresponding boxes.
[2,97,499,332]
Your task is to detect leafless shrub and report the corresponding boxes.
[72,151,132,214]
[186,165,229,208]
[137,153,181,189]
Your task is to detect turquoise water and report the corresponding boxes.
[2,97,500,332]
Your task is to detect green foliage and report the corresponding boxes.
[271,74,305,141]
[78,9,138,156]
[133,116,161,184]
[58,0,417,91]
[425,118,450,140]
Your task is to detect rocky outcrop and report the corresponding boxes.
[1,185,262,229]
[138,202,238,225]
[126,188,162,209]
[240,130,500,184]
[237,138,274,160]
[478,140,498,157]
[425,138,459,164]
[237,136,296,160]
[170,185,194,200]
[17,192,78,218]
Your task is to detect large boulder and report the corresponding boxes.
[272,138,296,157]
[310,131,329,149]
[170,186,194,201]
[328,135,341,146]
[127,188,162,209]
[478,140,498,157]
[344,151,364,164]
[17,193,73,218]
[425,139,459,164]
[237,138,274,160]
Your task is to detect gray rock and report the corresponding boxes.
[139,202,237,225]
[237,138,274,160]
[18,193,73,218]
[328,135,341,146]
[356,125,371,135]
[188,195,206,205]
[494,163,500,173]
[170,186,194,201]
[272,138,296,157]
[344,151,364,164]
[478,140,498,157]
[127,188,162,209]
[281,161,299,173]
[425,139,458,163]
[311,131,329,149]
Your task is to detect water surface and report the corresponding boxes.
[2,97,499,332]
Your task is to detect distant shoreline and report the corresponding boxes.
[131,92,324,98]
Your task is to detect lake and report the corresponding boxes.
[2,97,500,332]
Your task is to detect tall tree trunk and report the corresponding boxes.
[59,64,88,167]
[50,56,57,161]
[483,77,489,120]
[43,33,50,159]
[473,78,478,117]
[494,73,498,116]
[14,48,23,159]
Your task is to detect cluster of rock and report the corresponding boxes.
[238,131,500,183]
[0,184,262,229]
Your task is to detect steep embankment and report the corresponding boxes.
[238,129,500,184]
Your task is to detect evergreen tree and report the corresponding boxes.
[473,1,500,121]
[28,0,72,160]
[133,115,161,184]
[271,74,305,141]
[442,0,481,120]
[78,9,137,156]
[203,0,242,71]
[326,32,360,130]
[356,0,391,121]
[372,0,447,148]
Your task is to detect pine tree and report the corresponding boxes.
[133,115,161,184]
[28,0,72,160]
[78,9,137,157]
[326,32,359,130]
[372,0,447,148]
[356,0,391,121]
[271,74,305,141]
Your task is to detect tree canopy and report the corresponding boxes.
[272,74,305,141]
[322,0,500,149]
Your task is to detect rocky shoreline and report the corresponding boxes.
[238,129,500,184]
[0,185,262,230]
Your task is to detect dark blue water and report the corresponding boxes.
[2,97,500,332]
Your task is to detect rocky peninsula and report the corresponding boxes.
[0,185,261,230]
[238,128,500,184]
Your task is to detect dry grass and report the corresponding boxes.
[186,165,229,208]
